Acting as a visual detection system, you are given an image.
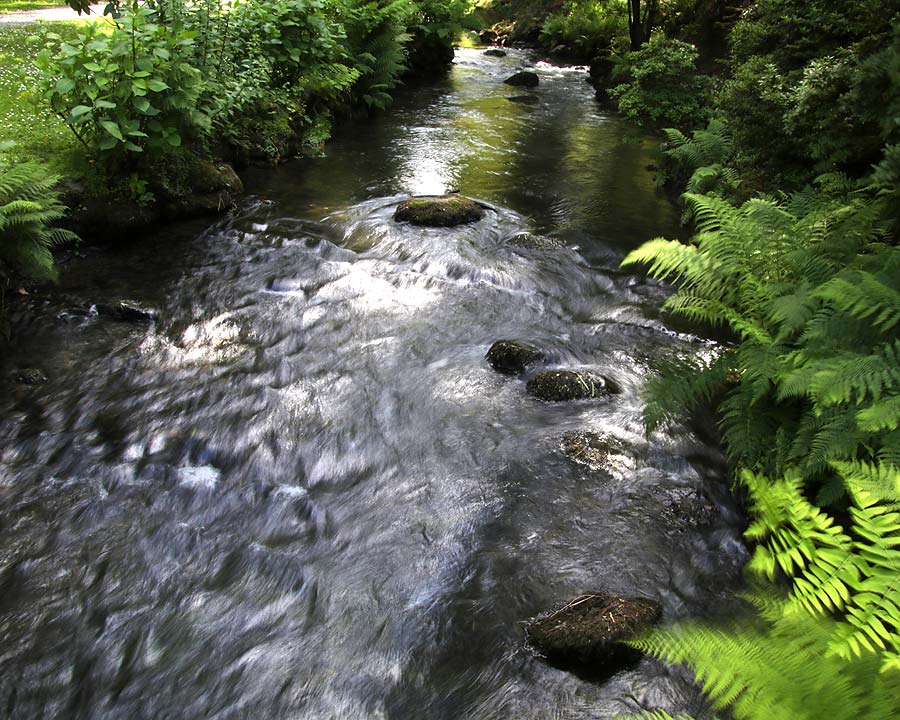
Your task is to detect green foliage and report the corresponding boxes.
[31,0,467,180]
[717,1,900,187]
[660,119,740,207]
[623,183,899,491]
[0,153,77,284]
[631,601,900,720]
[744,463,900,668]
[627,462,900,720]
[608,34,711,129]
[540,0,627,60]
[33,7,209,160]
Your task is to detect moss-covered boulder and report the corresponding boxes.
[526,592,661,668]
[486,340,544,375]
[394,195,485,227]
[508,232,564,249]
[483,48,507,57]
[503,71,539,87]
[526,370,617,402]
[560,431,624,470]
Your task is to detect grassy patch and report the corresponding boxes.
[0,21,90,175]
[0,1,64,13]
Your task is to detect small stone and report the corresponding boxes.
[560,431,625,471]
[508,232,564,249]
[486,340,544,375]
[483,48,507,57]
[94,301,157,323]
[526,592,661,667]
[394,195,485,227]
[508,95,540,105]
[14,368,48,385]
[526,370,617,402]
[503,71,539,87]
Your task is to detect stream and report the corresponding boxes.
[0,49,746,719]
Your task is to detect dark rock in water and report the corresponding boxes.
[508,232,564,249]
[94,301,157,324]
[483,48,507,57]
[486,340,544,375]
[394,195,485,227]
[503,71,539,87]
[560,431,625,471]
[527,370,616,401]
[526,592,661,670]
[508,94,539,105]
[661,488,719,530]
[14,368,48,385]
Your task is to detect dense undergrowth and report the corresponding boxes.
[0,0,475,290]
[608,1,900,717]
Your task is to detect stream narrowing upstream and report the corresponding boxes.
[0,48,746,719]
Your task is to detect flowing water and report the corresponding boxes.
[0,49,746,719]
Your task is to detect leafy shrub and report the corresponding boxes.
[34,7,210,159]
[718,1,900,187]
[404,0,473,75]
[609,35,711,129]
[540,0,627,60]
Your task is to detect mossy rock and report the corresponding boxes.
[503,71,539,87]
[508,232,564,249]
[526,370,616,402]
[483,48,507,57]
[560,431,624,470]
[526,592,661,668]
[394,195,485,227]
[486,340,544,375]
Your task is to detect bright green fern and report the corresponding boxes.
[0,159,77,284]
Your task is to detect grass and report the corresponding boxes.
[0,1,67,13]
[0,20,87,175]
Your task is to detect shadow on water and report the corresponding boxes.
[0,49,742,719]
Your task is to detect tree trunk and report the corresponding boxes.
[628,0,643,50]
[628,0,660,50]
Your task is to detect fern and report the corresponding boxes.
[622,185,899,488]
[630,607,900,720]
[0,160,77,284]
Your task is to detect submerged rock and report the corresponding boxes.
[508,95,540,105]
[483,48,507,57]
[503,71,539,87]
[14,368,48,385]
[94,301,157,323]
[526,592,661,668]
[508,232,564,249]
[394,195,485,227]
[560,431,625,471]
[526,370,617,402]
[486,340,544,375]
[660,488,720,530]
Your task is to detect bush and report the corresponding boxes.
[540,0,627,60]
[608,35,711,129]
[34,8,210,160]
